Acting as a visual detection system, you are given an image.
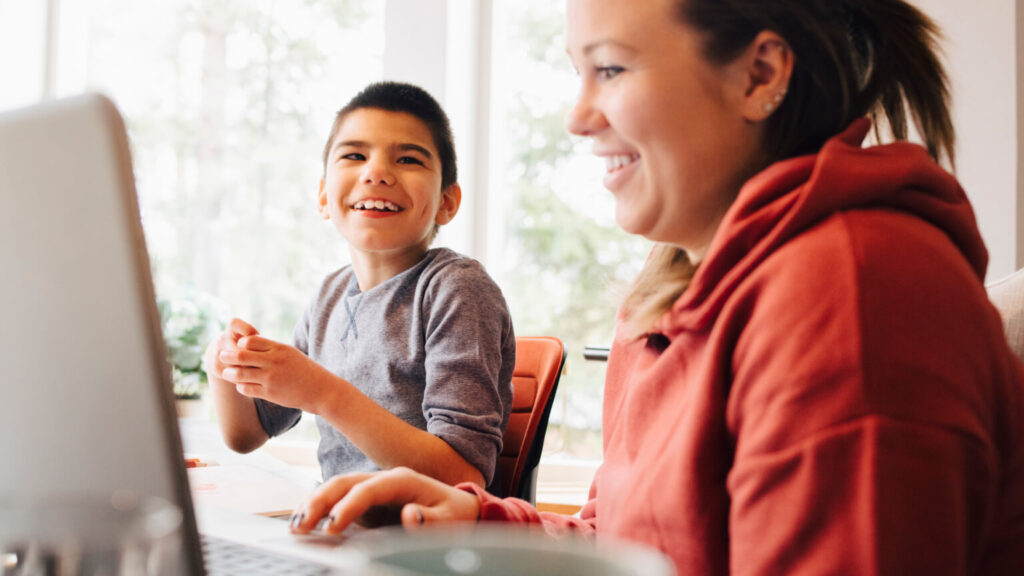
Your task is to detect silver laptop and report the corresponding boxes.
[0,93,359,575]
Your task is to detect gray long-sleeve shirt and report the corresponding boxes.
[254,248,515,485]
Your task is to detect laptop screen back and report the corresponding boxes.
[0,94,204,575]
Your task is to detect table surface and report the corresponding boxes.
[178,417,373,570]
[178,417,318,517]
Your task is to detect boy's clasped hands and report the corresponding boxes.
[205,318,336,414]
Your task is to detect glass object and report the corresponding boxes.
[0,493,182,576]
[352,524,675,576]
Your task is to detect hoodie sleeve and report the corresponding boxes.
[456,472,600,537]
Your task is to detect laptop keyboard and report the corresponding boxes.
[201,534,336,576]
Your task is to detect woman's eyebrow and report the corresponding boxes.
[581,38,636,57]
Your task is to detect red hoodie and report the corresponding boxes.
[460,120,1024,575]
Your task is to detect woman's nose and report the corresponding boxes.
[565,87,607,137]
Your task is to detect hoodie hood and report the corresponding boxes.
[656,118,988,336]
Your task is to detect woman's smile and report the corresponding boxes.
[600,153,641,191]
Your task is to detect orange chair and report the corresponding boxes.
[491,336,566,502]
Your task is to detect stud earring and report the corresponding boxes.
[763,91,787,114]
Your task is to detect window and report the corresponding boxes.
[0,2,49,110]
[2,0,651,468]
[488,1,651,462]
[10,0,387,446]
[45,0,384,344]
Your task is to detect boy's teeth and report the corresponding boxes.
[604,154,639,172]
[353,200,401,212]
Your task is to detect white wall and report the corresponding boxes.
[382,0,490,261]
[383,0,447,100]
[913,0,1020,281]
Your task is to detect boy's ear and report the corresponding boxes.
[738,30,794,123]
[317,178,330,219]
[434,183,462,226]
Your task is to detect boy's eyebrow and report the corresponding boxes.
[396,143,434,159]
[332,140,434,159]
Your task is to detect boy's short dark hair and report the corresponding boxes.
[322,81,457,190]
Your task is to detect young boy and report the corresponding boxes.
[204,81,515,489]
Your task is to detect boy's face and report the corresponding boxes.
[318,108,459,260]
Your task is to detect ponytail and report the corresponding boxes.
[622,0,954,337]
[622,245,697,338]
[845,0,955,168]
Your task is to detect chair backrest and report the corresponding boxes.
[492,336,566,502]
[988,267,1024,364]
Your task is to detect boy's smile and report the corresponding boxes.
[351,198,403,214]
[318,108,460,288]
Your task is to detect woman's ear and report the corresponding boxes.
[740,30,794,122]
[317,178,330,219]
[435,183,462,226]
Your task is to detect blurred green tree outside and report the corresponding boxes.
[493,1,652,459]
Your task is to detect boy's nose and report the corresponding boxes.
[362,161,395,186]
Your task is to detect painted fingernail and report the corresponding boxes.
[299,513,306,525]
[415,507,424,525]
[327,515,336,526]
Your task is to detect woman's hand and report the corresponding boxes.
[290,467,482,535]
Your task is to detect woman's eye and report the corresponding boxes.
[596,65,624,80]
[397,156,425,166]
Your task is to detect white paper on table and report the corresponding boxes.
[188,463,316,517]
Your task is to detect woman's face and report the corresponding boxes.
[565,0,764,262]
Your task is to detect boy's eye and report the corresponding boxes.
[596,65,624,80]
[397,156,425,166]
[340,152,365,161]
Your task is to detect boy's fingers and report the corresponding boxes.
[216,331,238,351]
[238,335,275,352]
[217,349,240,365]
[233,382,264,398]
[225,366,265,383]
[220,348,263,368]
[229,318,259,338]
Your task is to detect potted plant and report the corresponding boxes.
[158,290,225,417]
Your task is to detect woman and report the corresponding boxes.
[291,0,1024,573]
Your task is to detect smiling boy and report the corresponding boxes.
[204,82,515,489]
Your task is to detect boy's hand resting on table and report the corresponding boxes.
[290,467,481,534]
[212,319,337,414]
